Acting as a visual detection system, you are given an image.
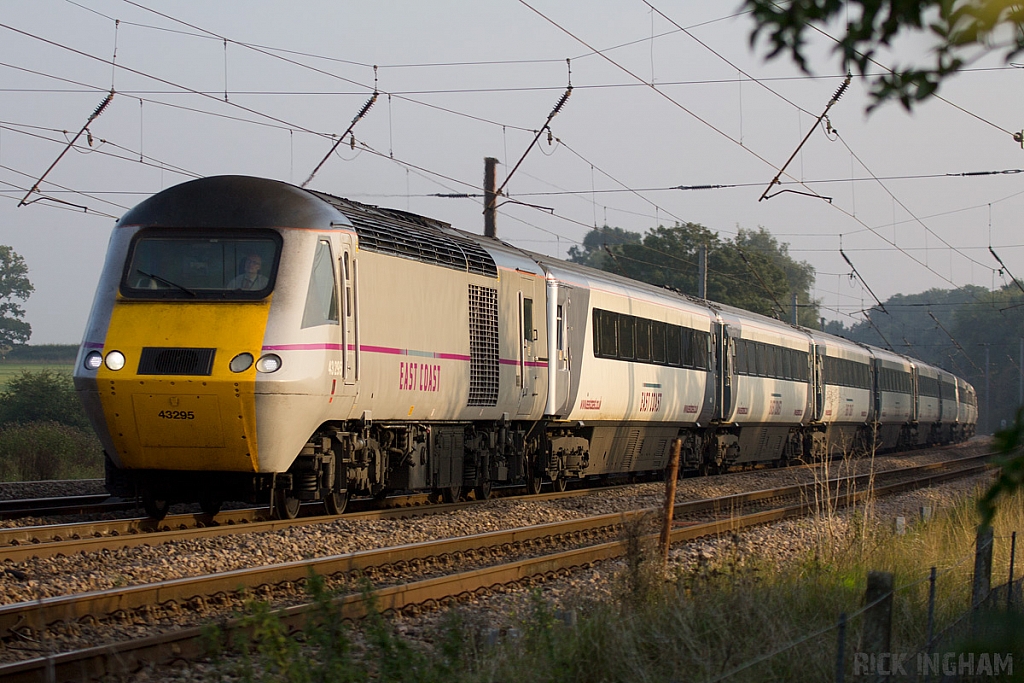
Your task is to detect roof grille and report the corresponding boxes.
[312,192,498,278]
[138,347,216,376]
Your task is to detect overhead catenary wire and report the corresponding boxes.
[988,246,1024,298]
[491,85,573,207]
[8,1,1015,327]
[301,90,378,188]
[18,89,114,207]
[928,311,984,373]
[839,245,886,313]
[759,74,850,202]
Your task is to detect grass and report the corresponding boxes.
[202,483,1024,683]
[0,366,101,481]
[0,363,73,390]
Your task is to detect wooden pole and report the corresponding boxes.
[660,438,682,566]
[972,525,994,610]
[484,157,498,239]
[861,570,893,682]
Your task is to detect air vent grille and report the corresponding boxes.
[467,285,499,406]
[138,347,216,376]
[312,192,498,278]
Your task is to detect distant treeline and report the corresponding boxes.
[2,344,78,363]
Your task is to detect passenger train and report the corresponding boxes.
[72,176,977,520]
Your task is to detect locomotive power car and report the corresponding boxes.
[73,176,977,519]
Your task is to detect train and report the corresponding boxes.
[72,175,977,520]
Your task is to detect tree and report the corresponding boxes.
[0,246,32,350]
[567,225,642,270]
[746,0,1024,110]
[572,223,821,325]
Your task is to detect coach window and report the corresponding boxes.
[754,343,766,377]
[666,325,681,367]
[301,240,339,328]
[523,298,534,341]
[595,310,617,358]
[635,319,651,362]
[619,316,635,360]
[651,321,667,364]
[343,252,352,317]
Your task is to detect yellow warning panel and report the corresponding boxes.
[132,394,225,448]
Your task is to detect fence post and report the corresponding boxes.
[972,525,994,610]
[835,612,847,683]
[1008,531,1017,612]
[925,567,936,683]
[861,570,893,681]
[660,438,682,567]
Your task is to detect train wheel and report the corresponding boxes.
[474,480,492,501]
[324,489,348,515]
[441,485,462,504]
[526,472,544,495]
[275,493,301,520]
[142,491,169,521]
[199,497,222,517]
[552,476,567,493]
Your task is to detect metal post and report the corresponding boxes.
[835,612,847,683]
[698,245,707,299]
[660,438,681,567]
[1008,531,1017,611]
[926,566,936,681]
[985,344,991,434]
[791,292,799,325]
[484,157,498,239]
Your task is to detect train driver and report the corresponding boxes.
[229,254,269,290]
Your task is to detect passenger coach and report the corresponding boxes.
[74,175,977,519]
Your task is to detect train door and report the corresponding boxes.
[517,276,538,416]
[812,346,825,421]
[554,285,572,413]
[714,322,733,420]
[338,236,358,386]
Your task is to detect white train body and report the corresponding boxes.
[72,176,977,517]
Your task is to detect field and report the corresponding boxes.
[0,363,74,390]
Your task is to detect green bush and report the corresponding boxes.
[0,421,103,481]
[0,369,91,431]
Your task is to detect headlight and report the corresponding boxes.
[230,352,254,373]
[104,350,126,371]
[83,350,103,371]
[255,353,282,373]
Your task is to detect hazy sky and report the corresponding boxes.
[2,1,1023,343]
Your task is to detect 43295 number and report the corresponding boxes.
[158,410,195,420]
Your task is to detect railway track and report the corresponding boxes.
[0,481,638,562]
[0,452,992,682]
[0,449,986,562]
[0,495,137,521]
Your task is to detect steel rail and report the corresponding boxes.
[0,451,992,563]
[0,457,992,683]
[0,495,136,520]
[0,479,640,562]
[0,455,990,635]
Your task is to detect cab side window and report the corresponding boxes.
[301,240,340,328]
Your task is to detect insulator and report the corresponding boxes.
[831,77,850,104]
[89,91,114,121]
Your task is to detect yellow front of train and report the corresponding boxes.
[73,176,345,516]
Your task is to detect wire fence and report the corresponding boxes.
[701,527,1021,682]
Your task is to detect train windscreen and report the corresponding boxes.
[120,230,282,300]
